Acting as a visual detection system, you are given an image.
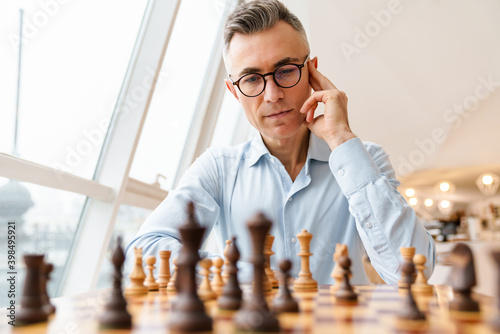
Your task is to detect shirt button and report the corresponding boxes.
[365,222,372,228]
[291,237,297,243]
[338,169,345,176]
[288,197,293,202]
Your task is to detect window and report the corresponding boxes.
[0,177,86,307]
[0,0,148,180]
[130,0,233,190]
[210,89,252,149]
[95,205,151,289]
[0,0,149,302]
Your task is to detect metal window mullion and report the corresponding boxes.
[60,0,182,296]
[0,153,113,201]
[173,0,237,187]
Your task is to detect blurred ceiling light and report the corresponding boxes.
[440,200,450,209]
[409,197,418,206]
[439,182,450,192]
[482,175,493,185]
[476,173,499,196]
[438,199,453,215]
[424,198,433,207]
[435,181,455,194]
[405,188,415,197]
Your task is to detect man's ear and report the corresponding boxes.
[311,56,318,69]
[225,79,240,101]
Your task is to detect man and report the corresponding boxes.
[126,0,435,285]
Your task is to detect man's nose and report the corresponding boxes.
[263,76,284,103]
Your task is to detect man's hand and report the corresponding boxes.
[300,58,356,150]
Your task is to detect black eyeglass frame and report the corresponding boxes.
[230,55,310,97]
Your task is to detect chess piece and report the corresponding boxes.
[167,257,178,292]
[156,250,171,288]
[411,254,433,296]
[262,261,273,293]
[234,213,280,332]
[99,236,132,329]
[168,202,212,332]
[398,247,416,289]
[330,243,348,293]
[397,261,426,321]
[334,256,358,303]
[218,236,243,310]
[144,256,159,291]
[293,229,318,292]
[198,258,217,301]
[211,257,224,296]
[41,261,56,315]
[446,243,480,312]
[16,254,49,325]
[125,247,148,295]
[222,239,232,283]
[272,259,299,313]
[264,233,279,289]
[490,251,500,331]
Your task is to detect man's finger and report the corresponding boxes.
[308,60,337,91]
[304,113,324,136]
[307,107,315,122]
[301,91,326,114]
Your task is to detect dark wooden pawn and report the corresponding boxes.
[446,243,480,312]
[397,261,426,321]
[334,256,358,302]
[272,259,299,313]
[99,236,132,329]
[491,251,500,331]
[168,202,212,332]
[16,254,49,325]
[218,236,243,310]
[234,213,280,332]
[41,262,56,315]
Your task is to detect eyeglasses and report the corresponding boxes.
[230,56,309,97]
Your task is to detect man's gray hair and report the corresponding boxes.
[223,0,309,57]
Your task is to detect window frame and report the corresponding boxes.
[0,0,241,296]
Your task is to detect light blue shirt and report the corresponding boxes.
[126,134,435,285]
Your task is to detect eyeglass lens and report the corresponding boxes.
[239,64,301,97]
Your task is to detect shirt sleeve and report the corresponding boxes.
[124,150,222,276]
[328,137,436,284]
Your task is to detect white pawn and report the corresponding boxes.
[167,257,178,292]
[211,257,224,296]
[144,256,159,291]
[198,258,217,301]
[412,254,433,296]
[222,240,232,283]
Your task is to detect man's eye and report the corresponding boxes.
[243,75,261,85]
[278,69,294,75]
[276,67,296,78]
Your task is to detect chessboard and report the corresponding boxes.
[1,283,497,333]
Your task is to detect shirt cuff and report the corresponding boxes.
[328,137,381,195]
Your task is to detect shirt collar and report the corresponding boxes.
[249,133,270,167]
[249,131,331,167]
[307,132,331,163]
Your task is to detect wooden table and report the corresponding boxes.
[1,284,497,333]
